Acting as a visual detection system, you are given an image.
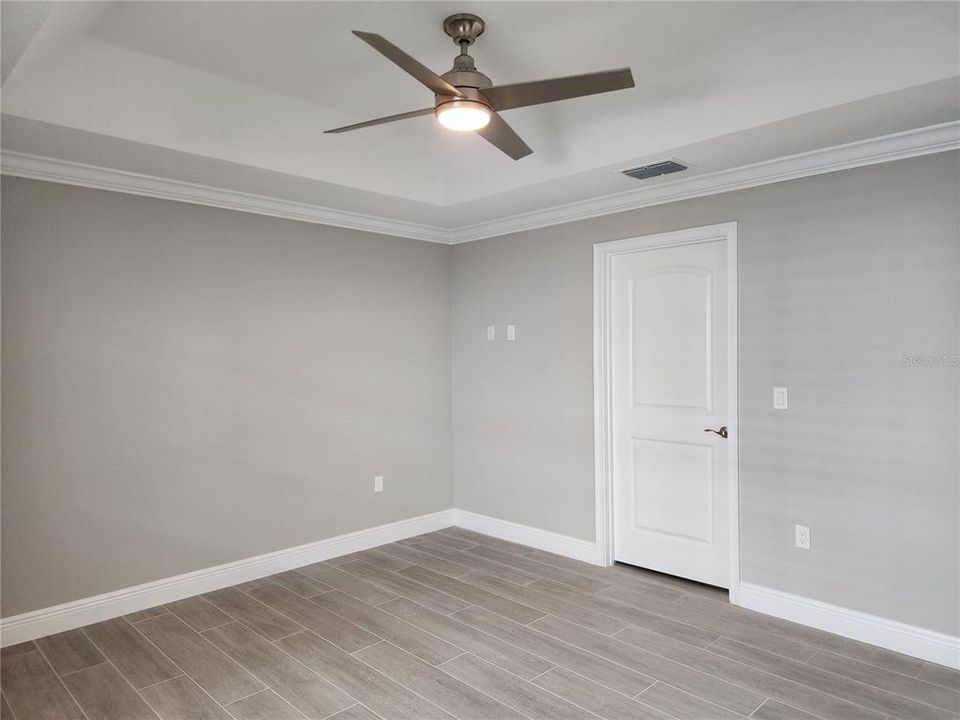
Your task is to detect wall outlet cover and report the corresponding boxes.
[795,524,810,550]
[774,387,789,410]
[486,325,496,341]
[506,324,516,341]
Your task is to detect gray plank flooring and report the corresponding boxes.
[355,642,525,720]
[338,559,472,615]
[165,597,233,632]
[139,675,233,720]
[34,629,105,676]
[311,592,463,665]
[225,689,307,720]
[202,587,304,641]
[3,528,958,720]
[136,613,265,705]
[82,617,182,689]
[60,662,160,720]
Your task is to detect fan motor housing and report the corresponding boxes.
[435,85,492,112]
[441,52,492,90]
[441,69,492,90]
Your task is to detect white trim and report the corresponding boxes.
[593,223,740,601]
[0,509,454,647]
[726,226,740,605]
[0,152,450,244]
[448,121,960,243]
[739,582,960,670]
[3,506,956,669]
[452,509,601,565]
[2,122,957,245]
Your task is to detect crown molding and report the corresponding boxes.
[0,151,451,244]
[447,120,960,243]
[3,121,958,245]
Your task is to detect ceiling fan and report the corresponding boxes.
[325,13,635,160]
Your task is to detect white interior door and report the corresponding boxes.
[611,238,729,587]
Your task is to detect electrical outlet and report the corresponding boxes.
[486,325,496,341]
[374,475,384,493]
[795,524,810,550]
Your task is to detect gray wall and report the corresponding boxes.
[452,152,960,635]
[4,152,958,637]
[1,177,452,616]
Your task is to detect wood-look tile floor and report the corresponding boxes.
[3,527,958,720]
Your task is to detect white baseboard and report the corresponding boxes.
[452,508,601,565]
[0,509,454,647]
[739,582,960,670]
[6,510,954,671]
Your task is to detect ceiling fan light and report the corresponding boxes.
[436,99,491,132]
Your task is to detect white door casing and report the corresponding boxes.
[594,223,739,598]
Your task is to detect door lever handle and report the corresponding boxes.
[704,426,728,439]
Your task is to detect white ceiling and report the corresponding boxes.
[2,1,959,225]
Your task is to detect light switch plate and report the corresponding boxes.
[486,325,496,341]
[506,324,516,341]
[773,387,788,410]
[374,475,383,493]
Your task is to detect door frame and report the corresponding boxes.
[593,222,740,603]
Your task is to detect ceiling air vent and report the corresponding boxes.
[622,159,688,180]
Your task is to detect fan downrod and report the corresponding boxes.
[443,13,485,47]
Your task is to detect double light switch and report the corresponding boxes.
[487,324,517,341]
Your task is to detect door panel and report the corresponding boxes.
[632,438,714,544]
[612,239,729,587]
[630,269,712,410]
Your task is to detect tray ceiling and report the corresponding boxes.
[2,1,958,228]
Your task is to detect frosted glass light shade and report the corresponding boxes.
[436,100,491,131]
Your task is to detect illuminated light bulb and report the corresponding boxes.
[436,99,491,131]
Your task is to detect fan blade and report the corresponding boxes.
[481,68,634,111]
[475,112,532,160]
[325,107,435,134]
[353,31,462,98]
